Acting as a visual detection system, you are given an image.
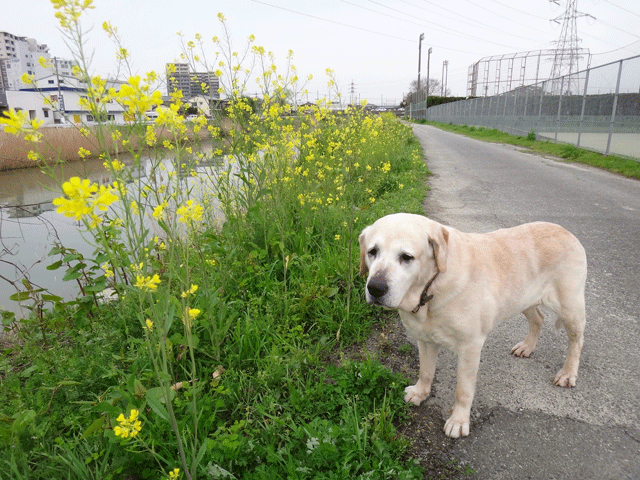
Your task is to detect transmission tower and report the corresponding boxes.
[549,0,593,95]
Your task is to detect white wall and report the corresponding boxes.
[6,88,126,126]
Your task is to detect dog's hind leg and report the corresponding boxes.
[553,296,586,387]
[511,306,544,357]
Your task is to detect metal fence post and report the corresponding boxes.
[577,68,590,148]
[555,76,565,143]
[606,59,624,155]
[538,81,545,119]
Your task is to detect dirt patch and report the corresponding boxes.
[349,313,476,479]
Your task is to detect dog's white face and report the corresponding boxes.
[359,213,447,312]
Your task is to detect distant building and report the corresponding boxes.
[0,31,77,92]
[6,74,127,125]
[166,62,219,100]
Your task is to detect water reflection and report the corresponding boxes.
[0,148,224,320]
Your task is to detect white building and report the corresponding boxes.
[5,74,127,126]
[0,31,57,92]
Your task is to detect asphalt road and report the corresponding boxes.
[410,124,640,479]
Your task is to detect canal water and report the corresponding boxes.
[0,150,226,322]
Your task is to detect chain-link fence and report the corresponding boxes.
[410,55,640,160]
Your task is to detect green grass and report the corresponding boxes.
[420,121,640,180]
[0,113,431,480]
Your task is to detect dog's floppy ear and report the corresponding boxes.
[358,227,370,277]
[429,226,449,273]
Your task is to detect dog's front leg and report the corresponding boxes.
[444,341,483,438]
[404,340,439,405]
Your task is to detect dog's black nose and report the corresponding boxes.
[367,278,388,298]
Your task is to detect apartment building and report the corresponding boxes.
[166,62,220,100]
[1,31,51,92]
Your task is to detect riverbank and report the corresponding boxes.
[0,119,229,171]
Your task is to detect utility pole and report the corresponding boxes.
[350,80,355,106]
[53,56,67,123]
[442,60,448,97]
[426,47,432,104]
[417,33,424,92]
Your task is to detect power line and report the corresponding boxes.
[340,0,512,50]
[461,0,552,35]
[398,0,501,33]
[364,0,531,47]
[250,0,414,43]
[487,0,549,20]
[601,0,640,20]
[592,39,640,57]
[593,17,640,41]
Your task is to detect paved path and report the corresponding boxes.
[410,124,640,479]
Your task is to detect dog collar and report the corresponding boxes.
[411,271,439,314]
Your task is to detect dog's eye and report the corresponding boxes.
[400,253,414,262]
[368,247,378,257]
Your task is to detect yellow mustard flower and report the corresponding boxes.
[103,158,125,172]
[20,72,34,85]
[114,76,163,120]
[0,108,43,142]
[180,284,198,298]
[38,56,51,68]
[51,0,95,29]
[166,468,180,480]
[145,125,157,146]
[135,274,161,292]
[52,177,96,220]
[113,408,142,439]
[152,201,168,220]
[176,200,203,224]
[101,262,114,278]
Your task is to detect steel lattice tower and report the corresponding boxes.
[549,0,592,95]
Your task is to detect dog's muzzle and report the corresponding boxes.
[366,277,388,300]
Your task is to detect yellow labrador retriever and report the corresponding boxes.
[359,213,587,438]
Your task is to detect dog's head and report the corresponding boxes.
[359,213,448,312]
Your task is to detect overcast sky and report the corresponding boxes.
[3,0,640,104]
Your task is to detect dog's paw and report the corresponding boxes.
[510,341,534,357]
[553,369,577,387]
[404,384,430,406]
[444,415,470,438]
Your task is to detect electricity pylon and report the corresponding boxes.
[549,0,593,95]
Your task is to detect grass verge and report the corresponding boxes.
[0,112,433,479]
[418,121,640,180]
